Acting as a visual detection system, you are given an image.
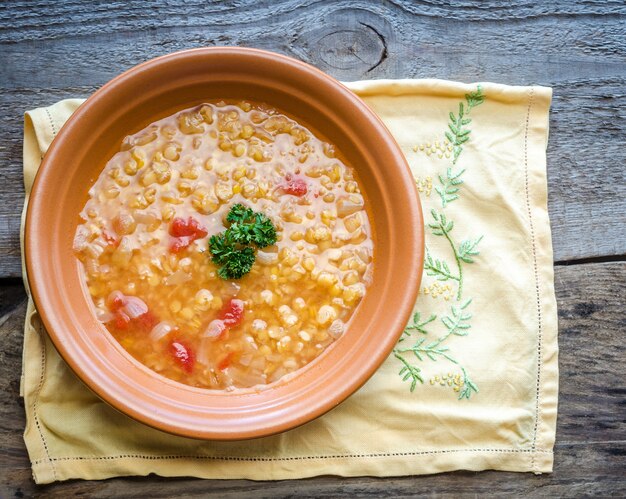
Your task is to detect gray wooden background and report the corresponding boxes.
[1,0,624,496]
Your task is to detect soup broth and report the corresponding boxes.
[73,100,373,390]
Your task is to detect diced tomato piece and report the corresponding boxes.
[187,217,208,239]
[169,341,195,374]
[169,236,194,253]
[282,176,308,196]
[217,352,234,371]
[219,299,245,327]
[169,216,207,238]
[113,311,131,330]
[135,310,159,332]
[169,217,208,253]
[169,217,193,237]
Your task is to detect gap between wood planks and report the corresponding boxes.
[554,255,626,266]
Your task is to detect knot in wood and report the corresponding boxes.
[317,26,386,72]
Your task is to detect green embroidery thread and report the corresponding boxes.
[394,85,485,400]
[424,247,459,284]
[439,298,473,340]
[435,167,464,206]
[403,311,437,335]
[394,301,478,400]
[435,85,485,207]
[426,210,483,301]
[394,351,423,391]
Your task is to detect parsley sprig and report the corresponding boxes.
[209,204,277,279]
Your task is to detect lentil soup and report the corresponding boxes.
[73,100,373,390]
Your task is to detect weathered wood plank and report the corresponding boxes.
[0,1,625,277]
[2,0,625,86]
[1,262,624,495]
[1,0,626,43]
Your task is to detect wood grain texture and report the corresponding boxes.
[0,0,624,495]
[1,263,624,496]
[0,0,625,276]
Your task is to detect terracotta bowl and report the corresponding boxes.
[25,47,423,440]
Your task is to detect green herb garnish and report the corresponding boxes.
[208,204,277,279]
[215,245,256,280]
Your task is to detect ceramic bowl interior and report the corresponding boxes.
[25,47,423,440]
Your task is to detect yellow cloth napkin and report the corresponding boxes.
[20,80,558,484]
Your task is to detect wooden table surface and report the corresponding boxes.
[1,1,624,496]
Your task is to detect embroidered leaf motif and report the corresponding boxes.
[424,251,458,282]
[402,311,437,336]
[428,210,482,301]
[440,299,472,337]
[458,236,483,263]
[395,302,479,399]
[435,167,465,207]
[400,338,457,363]
[446,102,472,164]
[437,86,485,203]
[394,351,423,391]
[428,209,454,236]
[458,368,479,400]
[396,84,485,400]
[465,87,486,110]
